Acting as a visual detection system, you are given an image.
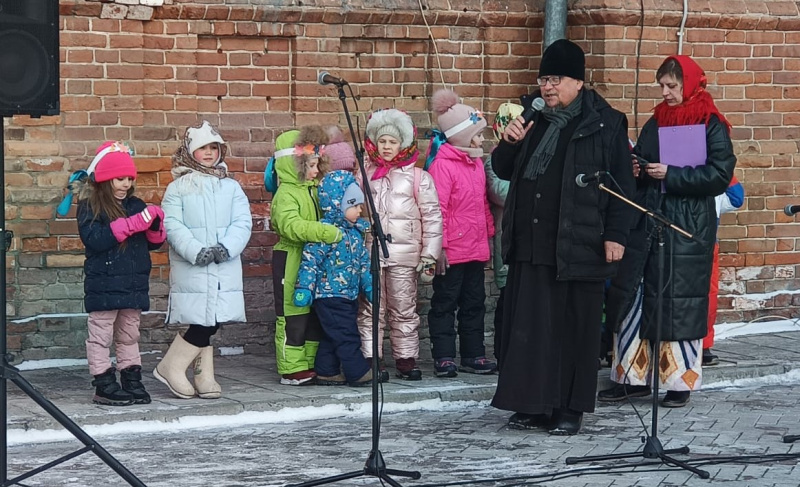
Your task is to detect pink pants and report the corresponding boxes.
[86,309,142,376]
[358,265,420,360]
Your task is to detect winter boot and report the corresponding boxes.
[193,346,222,399]
[350,369,373,387]
[92,367,134,406]
[395,357,422,381]
[119,365,151,404]
[153,334,201,399]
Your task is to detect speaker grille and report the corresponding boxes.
[0,0,59,117]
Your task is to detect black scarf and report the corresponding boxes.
[522,90,584,181]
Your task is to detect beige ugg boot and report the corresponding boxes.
[153,334,200,399]
[193,346,221,399]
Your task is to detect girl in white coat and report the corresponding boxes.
[154,121,253,399]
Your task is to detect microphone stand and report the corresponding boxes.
[565,181,709,479]
[0,122,147,485]
[288,83,420,486]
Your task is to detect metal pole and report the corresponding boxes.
[543,0,568,49]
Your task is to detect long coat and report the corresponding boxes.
[605,115,737,342]
[78,197,162,312]
[162,168,253,326]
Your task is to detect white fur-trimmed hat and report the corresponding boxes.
[365,109,415,150]
[186,120,226,155]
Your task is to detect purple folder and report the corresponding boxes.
[658,124,707,192]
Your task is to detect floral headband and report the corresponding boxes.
[294,144,325,156]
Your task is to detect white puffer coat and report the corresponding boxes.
[364,164,442,268]
[162,168,253,326]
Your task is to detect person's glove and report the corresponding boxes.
[145,206,166,244]
[435,250,449,276]
[195,247,215,266]
[109,206,161,242]
[210,244,230,264]
[362,283,373,304]
[293,289,313,307]
[417,257,436,283]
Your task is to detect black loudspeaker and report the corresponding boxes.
[0,0,60,117]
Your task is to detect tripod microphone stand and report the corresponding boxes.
[287,82,421,487]
[565,181,710,479]
[0,123,146,485]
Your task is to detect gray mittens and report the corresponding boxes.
[210,244,230,264]
[195,247,215,266]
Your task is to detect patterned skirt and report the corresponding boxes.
[610,282,703,391]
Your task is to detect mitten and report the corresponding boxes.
[293,289,312,307]
[211,244,230,264]
[145,206,166,244]
[418,257,436,284]
[362,283,373,304]
[195,247,215,266]
[435,250,449,276]
[109,206,160,243]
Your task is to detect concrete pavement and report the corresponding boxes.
[5,330,800,432]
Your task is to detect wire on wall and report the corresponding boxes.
[417,0,448,91]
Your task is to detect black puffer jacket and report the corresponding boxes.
[605,115,736,342]
[78,197,162,312]
[492,89,636,281]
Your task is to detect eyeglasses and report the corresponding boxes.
[537,76,561,86]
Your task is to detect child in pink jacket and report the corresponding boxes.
[427,90,497,378]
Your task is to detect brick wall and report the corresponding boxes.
[3,0,799,360]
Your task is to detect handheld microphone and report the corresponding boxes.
[784,205,800,216]
[317,71,348,86]
[632,153,650,167]
[508,97,545,142]
[575,171,606,188]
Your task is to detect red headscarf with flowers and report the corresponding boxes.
[652,55,731,134]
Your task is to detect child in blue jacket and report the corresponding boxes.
[293,170,373,386]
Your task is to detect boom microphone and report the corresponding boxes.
[317,71,348,86]
[575,171,607,188]
[508,97,545,142]
[784,205,800,216]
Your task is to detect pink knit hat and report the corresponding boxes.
[431,89,487,156]
[324,126,357,171]
[90,141,137,183]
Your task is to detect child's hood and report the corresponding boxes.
[274,130,303,186]
[318,170,361,228]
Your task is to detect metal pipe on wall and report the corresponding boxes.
[543,0,568,49]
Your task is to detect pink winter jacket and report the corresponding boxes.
[427,143,494,265]
[363,163,443,268]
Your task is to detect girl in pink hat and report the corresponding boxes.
[76,141,167,406]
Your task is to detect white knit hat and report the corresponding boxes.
[186,121,226,155]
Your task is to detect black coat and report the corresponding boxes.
[492,89,636,281]
[78,197,161,313]
[605,115,736,342]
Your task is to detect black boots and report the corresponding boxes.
[119,365,152,404]
[91,368,134,406]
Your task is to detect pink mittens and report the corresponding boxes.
[144,206,166,244]
[110,206,163,243]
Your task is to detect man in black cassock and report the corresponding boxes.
[490,39,636,435]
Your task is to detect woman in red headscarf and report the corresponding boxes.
[601,55,737,408]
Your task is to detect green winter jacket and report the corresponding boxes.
[271,131,340,318]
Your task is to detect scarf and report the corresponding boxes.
[171,144,228,179]
[365,137,420,180]
[522,90,583,181]
[652,55,731,133]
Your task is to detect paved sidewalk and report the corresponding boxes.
[5,330,800,432]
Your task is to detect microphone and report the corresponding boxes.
[784,205,800,216]
[575,171,606,188]
[317,71,348,86]
[508,97,545,142]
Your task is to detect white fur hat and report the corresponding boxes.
[186,120,226,154]
[365,109,415,150]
